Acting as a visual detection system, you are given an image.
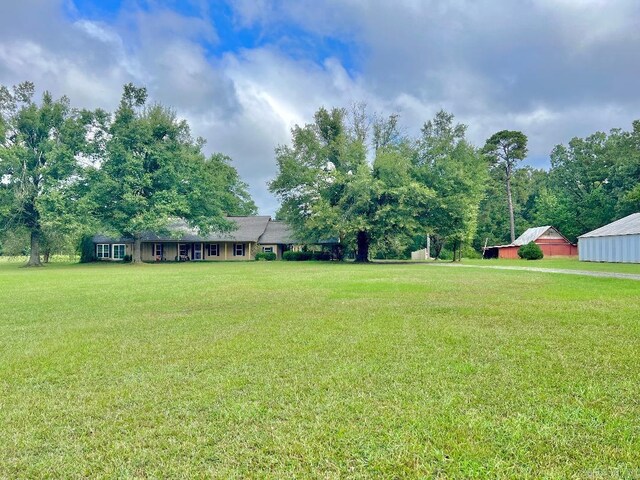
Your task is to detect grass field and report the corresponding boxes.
[1,261,639,478]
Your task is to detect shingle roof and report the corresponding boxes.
[258,221,297,244]
[579,213,640,238]
[142,216,272,243]
[93,217,273,243]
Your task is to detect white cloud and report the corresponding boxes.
[1,0,640,214]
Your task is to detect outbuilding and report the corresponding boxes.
[578,213,640,263]
[484,226,577,259]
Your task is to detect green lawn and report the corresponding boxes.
[1,261,639,478]
[463,256,640,274]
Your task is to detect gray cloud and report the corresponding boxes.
[2,0,639,214]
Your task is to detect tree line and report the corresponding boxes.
[270,105,640,261]
[0,82,256,265]
[2,82,639,265]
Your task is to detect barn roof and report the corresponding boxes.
[579,213,640,238]
[513,226,552,246]
[487,226,571,249]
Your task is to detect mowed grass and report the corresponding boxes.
[1,262,639,478]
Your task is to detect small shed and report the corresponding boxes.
[484,226,577,259]
[578,213,640,263]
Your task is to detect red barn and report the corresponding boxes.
[483,226,578,259]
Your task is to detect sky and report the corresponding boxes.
[1,0,639,215]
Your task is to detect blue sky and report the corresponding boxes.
[2,0,640,214]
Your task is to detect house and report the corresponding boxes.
[578,213,640,263]
[92,216,299,261]
[483,226,577,259]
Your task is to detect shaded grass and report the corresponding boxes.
[1,261,639,478]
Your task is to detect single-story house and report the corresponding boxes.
[92,216,299,261]
[483,226,577,259]
[578,213,640,263]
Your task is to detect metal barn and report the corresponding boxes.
[483,226,577,259]
[578,213,640,263]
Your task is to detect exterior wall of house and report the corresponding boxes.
[579,235,640,263]
[95,242,133,261]
[258,244,280,259]
[138,242,256,261]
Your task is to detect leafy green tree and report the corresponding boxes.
[0,82,97,266]
[475,166,549,249]
[414,111,487,260]
[482,130,528,243]
[270,106,433,262]
[88,84,251,262]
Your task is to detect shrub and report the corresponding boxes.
[312,251,332,261]
[518,241,544,260]
[255,252,277,261]
[462,245,482,259]
[436,248,454,261]
[282,251,314,261]
[78,235,96,263]
[122,254,133,263]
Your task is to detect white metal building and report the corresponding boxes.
[578,213,640,263]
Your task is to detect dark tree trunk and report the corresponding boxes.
[27,230,42,267]
[355,230,369,263]
[43,249,51,263]
[432,235,444,260]
[133,236,142,263]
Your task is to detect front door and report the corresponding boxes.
[193,243,202,260]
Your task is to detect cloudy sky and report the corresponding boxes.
[1,0,639,214]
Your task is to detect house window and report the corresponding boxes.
[178,244,188,257]
[112,244,126,260]
[234,243,245,256]
[262,246,273,253]
[208,244,219,256]
[154,243,163,259]
[96,244,110,259]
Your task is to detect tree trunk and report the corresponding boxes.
[333,244,344,261]
[355,230,370,263]
[506,169,516,243]
[27,230,42,267]
[43,249,51,263]
[133,236,142,263]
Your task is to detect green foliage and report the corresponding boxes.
[282,251,313,261]
[88,85,254,262]
[482,130,529,243]
[255,252,277,261]
[518,241,544,260]
[281,250,331,261]
[122,254,132,263]
[312,251,332,261]
[0,82,100,265]
[270,105,435,263]
[78,235,96,263]
[414,110,488,261]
